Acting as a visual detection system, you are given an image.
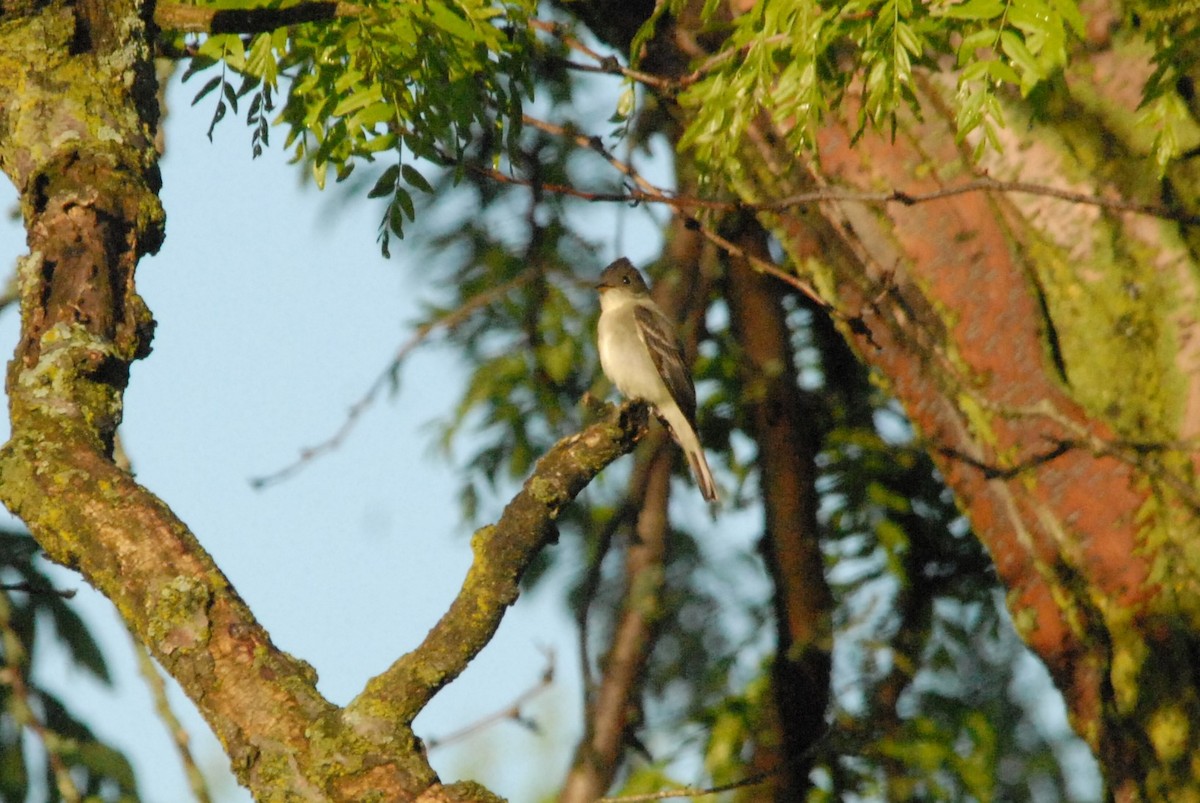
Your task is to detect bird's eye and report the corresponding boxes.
[622,276,630,284]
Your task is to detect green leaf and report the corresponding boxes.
[369,164,400,199]
[180,54,217,83]
[388,201,406,238]
[222,79,239,115]
[190,76,222,106]
[45,597,110,682]
[245,33,278,86]
[426,2,480,44]
[394,187,415,221]
[1048,0,1085,36]
[956,28,1000,65]
[401,164,433,194]
[206,100,227,141]
[312,158,328,191]
[999,30,1043,94]
[74,742,138,794]
[538,339,575,384]
[939,0,1006,21]
[332,84,384,119]
[1137,91,1191,176]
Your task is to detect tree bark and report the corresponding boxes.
[720,61,1200,801]
[725,221,832,800]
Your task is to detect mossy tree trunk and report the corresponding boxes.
[708,38,1200,803]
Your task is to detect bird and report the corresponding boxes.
[595,258,718,502]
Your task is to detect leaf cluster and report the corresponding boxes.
[1133,1,1200,172]
[179,0,539,251]
[640,0,1198,179]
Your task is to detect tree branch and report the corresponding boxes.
[154,1,361,35]
[345,402,647,725]
[595,770,776,802]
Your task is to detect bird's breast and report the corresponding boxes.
[598,307,669,405]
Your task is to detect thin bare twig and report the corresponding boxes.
[765,177,1200,225]
[426,654,555,750]
[251,266,539,488]
[529,20,673,91]
[958,396,1200,512]
[131,632,213,803]
[596,769,777,802]
[0,582,75,598]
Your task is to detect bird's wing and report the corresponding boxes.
[633,302,697,424]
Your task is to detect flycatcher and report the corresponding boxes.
[596,258,718,502]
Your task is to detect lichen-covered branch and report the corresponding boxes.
[0,2,347,798]
[346,403,646,727]
[1,1,647,800]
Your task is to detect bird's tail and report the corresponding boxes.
[685,445,719,503]
[662,406,719,503]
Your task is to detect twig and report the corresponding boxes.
[131,632,213,803]
[932,441,1073,480]
[251,266,540,488]
[972,398,1200,512]
[343,402,647,727]
[520,116,678,204]
[927,389,1200,516]
[529,20,673,91]
[426,654,555,749]
[596,769,777,802]
[765,177,1200,225]
[0,582,75,598]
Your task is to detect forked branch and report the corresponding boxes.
[346,403,647,725]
